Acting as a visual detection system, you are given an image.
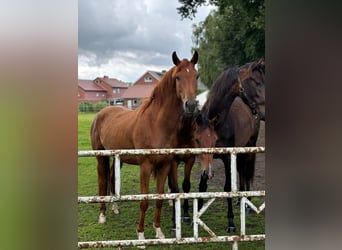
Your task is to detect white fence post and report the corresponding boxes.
[114,154,120,196]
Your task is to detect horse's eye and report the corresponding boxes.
[196,74,200,79]
[175,76,180,81]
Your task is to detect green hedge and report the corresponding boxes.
[78,102,108,112]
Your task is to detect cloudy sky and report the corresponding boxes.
[78,0,215,83]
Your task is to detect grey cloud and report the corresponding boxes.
[78,0,199,67]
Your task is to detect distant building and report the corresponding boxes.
[78,79,107,103]
[78,76,128,104]
[93,76,128,106]
[121,71,164,109]
[78,71,208,110]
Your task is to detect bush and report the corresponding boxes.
[78,102,108,113]
[93,102,108,112]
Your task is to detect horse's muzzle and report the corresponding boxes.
[184,100,198,114]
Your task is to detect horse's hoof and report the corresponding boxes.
[226,226,236,233]
[153,225,165,239]
[168,200,173,207]
[111,203,120,214]
[98,213,106,224]
[137,230,146,248]
[182,216,191,223]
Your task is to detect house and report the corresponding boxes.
[121,71,164,109]
[78,79,107,103]
[78,71,208,110]
[93,76,128,106]
[78,76,128,104]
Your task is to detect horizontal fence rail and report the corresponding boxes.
[78,147,265,249]
[78,146,265,157]
[78,191,265,203]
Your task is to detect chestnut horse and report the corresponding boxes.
[200,59,265,233]
[90,51,199,240]
[167,111,217,226]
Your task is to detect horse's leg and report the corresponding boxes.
[167,160,180,233]
[153,162,172,239]
[182,156,194,222]
[198,170,209,210]
[223,155,236,233]
[96,155,110,223]
[244,153,256,213]
[245,153,255,193]
[236,154,246,206]
[136,161,153,241]
[110,160,120,214]
[167,170,173,207]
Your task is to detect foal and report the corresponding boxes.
[168,111,217,225]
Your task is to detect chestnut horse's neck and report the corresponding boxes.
[139,66,183,122]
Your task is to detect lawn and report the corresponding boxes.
[78,112,265,249]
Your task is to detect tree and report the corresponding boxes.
[179,0,264,88]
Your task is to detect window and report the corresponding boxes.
[144,76,152,82]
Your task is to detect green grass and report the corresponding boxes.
[78,112,265,249]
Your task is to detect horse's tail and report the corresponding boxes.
[90,115,96,149]
[90,113,112,196]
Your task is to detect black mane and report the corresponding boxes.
[202,67,240,120]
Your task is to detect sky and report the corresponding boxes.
[78,0,215,83]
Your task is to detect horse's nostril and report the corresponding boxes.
[185,101,198,113]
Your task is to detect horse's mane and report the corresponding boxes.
[137,59,192,114]
[136,66,175,114]
[242,60,265,75]
[202,66,240,119]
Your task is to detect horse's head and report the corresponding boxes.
[238,58,265,121]
[193,112,218,179]
[172,51,199,114]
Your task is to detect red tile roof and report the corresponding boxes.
[98,76,128,88]
[78,79,106,91]
[121,83,156,98]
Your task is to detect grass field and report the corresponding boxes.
[78,112,265,249]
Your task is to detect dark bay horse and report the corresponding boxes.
[200,59,265,233]
[231,97,264,200]
[167,111,217,225]
[90,51,199,240]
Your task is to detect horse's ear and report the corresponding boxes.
[191,50,199,65]
[239,66,249,81]
[172,51,181,66]
[248,61,258,72]
[257,58,265,66]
